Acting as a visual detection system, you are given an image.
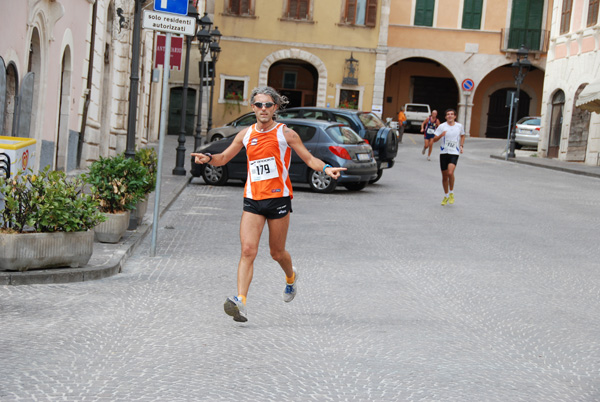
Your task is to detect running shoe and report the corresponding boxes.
[224,296,247,322]
[422,148,426,155]
[441,196,448,206]
[427,156,431,161]
[448,193,455,204]
[283,267,298,303]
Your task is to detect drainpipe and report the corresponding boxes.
[77,0,97,168]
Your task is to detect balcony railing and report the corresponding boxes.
[500,28,550,53]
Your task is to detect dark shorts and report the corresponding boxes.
[440,154,459,171]
[243,197,292,219]
[424,133,435,140]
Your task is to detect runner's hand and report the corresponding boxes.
[325,167,346,179]
[191,153,211,164]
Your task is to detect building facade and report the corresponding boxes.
[384,0,553,139]
[0,0,155,172]
[538,0,600,165]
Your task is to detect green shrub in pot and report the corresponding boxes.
[0,167,105,233]
[134,147,158,195]
[83,154,149,213]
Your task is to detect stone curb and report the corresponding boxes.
[0,176,192,286]
[490,155,600,179]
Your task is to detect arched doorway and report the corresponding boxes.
[4,62,18,137]
[27,27,42,139]
[383,57,458,123]
[548,90,565,158]
[486,88,531,138]
[55,48,72,171]
[267,60,318,108]
[567,84,591,161]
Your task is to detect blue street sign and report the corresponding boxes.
[154,0,189,16]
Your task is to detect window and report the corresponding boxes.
[339,89,360,109]
[462,0,483,29]
[283,72,297,89]
[286,0,310,20]
[560,0,573,34]
[227,0,253,16]
[588,0,599,27]
[224,79,244,102]
[343,0,378,26]
[508,0,544,50]
[218,74,250,105]
[414,0,435,27]
[286,124,317,142]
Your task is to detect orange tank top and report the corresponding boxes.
[242,123,293,200]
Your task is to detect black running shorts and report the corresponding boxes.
[440,154,459,171]
[243,197,292,219]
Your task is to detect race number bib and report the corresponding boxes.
[427,128,435,135]
[249,157,279,182]
[445,140,458,150]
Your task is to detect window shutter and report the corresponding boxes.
[365,0,378,26]
[414,0,435,27]
[561,0,573,34]
[588,0,599,27]
[462,0,483,30]
[345,0,357,23]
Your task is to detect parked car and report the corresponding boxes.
[206,112,256,142]
[515,116,541,149]
[191,119,377,193]
[277,107,398,183]
[404,103,431,132]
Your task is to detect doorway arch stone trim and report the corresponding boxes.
[258,49,327,107]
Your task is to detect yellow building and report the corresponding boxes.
[168,0,388,137]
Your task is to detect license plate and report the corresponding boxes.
[380,162,389,168]
[357,153,370,161]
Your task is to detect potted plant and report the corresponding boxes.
[128,147,158,230]
[84,154,149,243]
[0,167,105,271]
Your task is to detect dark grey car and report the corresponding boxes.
[191,119,377,193]
[277,107,399,183]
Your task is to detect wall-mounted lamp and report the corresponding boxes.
[342,53,359,86]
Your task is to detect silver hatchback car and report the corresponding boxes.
[515,116,541,149]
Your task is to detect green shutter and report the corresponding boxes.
[508,0,544,50]
[462,0,483,30]
[414,0,435,27]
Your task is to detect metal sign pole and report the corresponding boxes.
[151,32,172,257]
[506,91,515,161]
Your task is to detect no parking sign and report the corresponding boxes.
[462,79,474,91]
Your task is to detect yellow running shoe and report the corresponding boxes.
[448,193,455,204]
[441,196,448,206]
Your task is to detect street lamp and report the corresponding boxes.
[193,13,213,152]
[508,45,532,158]
[173,0,198,175]
[206,27,222,133]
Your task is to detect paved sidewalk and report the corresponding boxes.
[490,149,600,179]
[0,135,193,286]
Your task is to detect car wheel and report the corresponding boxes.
[210,134,224,142]
[201,164,229,185]
[343,182,368,191]
[369,169,383,184]
[308,170,337,193]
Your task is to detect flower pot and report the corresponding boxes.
[128,195,149,230]
[0,230,94,272]
[95,211,130,243]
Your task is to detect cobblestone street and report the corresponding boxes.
[2,135,600,401]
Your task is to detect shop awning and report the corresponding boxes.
[576,80,600,113]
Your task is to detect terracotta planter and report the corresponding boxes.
[0,230,94,272]
[128,195,149,230]
[95,211,130,243]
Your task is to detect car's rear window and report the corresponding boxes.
[358,112,385,129]
[277,110,300,119]
[523,118,540,125]
[406,105,429,113]
[326,125,364,144]
[286,124,317,142]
